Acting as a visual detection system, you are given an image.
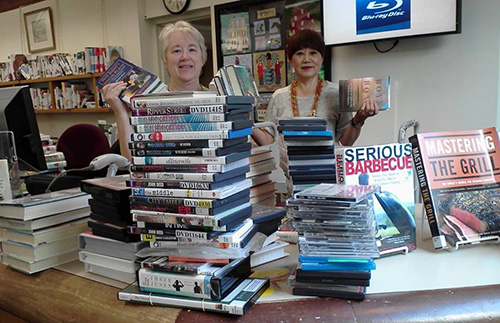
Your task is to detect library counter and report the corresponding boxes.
[1,263,500,323]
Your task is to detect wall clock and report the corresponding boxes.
[163,0,190,15]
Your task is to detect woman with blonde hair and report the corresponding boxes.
[102,21,208,161]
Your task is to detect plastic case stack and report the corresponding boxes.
[79,176,147,283]
[119,92,268,314]
[278,118,336,197]
[285,183,380,300]
[247,143,277,205]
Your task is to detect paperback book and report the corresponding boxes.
[0,187,90,220]
[96,57,167,104]
[339,76,390,112]
[409,127,500,250]
[336,143,416,254]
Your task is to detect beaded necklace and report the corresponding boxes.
[290,76,323,117]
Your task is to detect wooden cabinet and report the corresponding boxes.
[0,73,112,114]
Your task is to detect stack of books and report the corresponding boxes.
[247,145,277,205]
[118,92,268,315]
[285,183,380,300]
[78,231,147,283]
[40,134,67,170]
[78,176,146,283]
[0,188,90,274]
[278,118,336,197]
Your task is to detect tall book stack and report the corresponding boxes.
[278,118,336,197]
[79,176,147,283]
[247,145,277,205]
[119,92,268,315]
[285,184,380,300]
[336,143,416,256]
[0,188,90,274]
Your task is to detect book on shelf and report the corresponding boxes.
[118,278,269,316]
[96,57,167,104]
[339,76,390,112]
[335,143,416,254]
[409,127,500,250]
[0,187,90,220]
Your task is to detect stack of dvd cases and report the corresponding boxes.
[120,92,266,311]
[286,183,380,300]
[278,118,336,197]
[79,176,147,283]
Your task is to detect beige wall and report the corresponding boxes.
[0,0,152,137]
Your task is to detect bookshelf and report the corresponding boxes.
[0,73,112,114]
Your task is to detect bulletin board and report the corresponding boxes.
[214,0,328,94]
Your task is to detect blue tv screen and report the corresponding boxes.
[323,0,461,46]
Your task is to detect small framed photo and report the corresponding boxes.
[23,7,56,53]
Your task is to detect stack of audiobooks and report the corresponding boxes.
[278,118,336,197]
[336,143,416,256]
[247,144,277,205]
[79,176,147,283]
[0,188,90,274]
[117,92,269,315]
[40,134,67,170]
[285,183,380,300]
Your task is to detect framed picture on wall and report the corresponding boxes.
[215,0,326,94]
[23,7,56,53]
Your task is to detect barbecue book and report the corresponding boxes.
[96,57,167,104]
[336,143,416,254]
[339,76,390,112]
[409,127,500,250]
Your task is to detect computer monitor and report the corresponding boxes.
[0,85,47,172]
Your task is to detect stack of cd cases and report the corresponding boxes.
[116,92,268,314]
[286,183,380,300]
[278,118,336,197]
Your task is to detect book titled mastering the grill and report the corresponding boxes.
[409,127,500,250]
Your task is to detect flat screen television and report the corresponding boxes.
[0,85,47,172]
[323,0,461,46]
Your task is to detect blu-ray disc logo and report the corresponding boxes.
[356,0,411,35]
[366,0,403,14]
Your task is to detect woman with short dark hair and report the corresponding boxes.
[252,29,378,146]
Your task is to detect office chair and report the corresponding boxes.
[57,124,111,171]
[25,124,111,194]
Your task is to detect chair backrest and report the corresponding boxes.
[57,124,110,170]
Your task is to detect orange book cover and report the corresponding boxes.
[410,127,500,250]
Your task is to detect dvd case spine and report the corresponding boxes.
[130,179,251,199]
[130,113,229,124]
[131,128,252,142]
